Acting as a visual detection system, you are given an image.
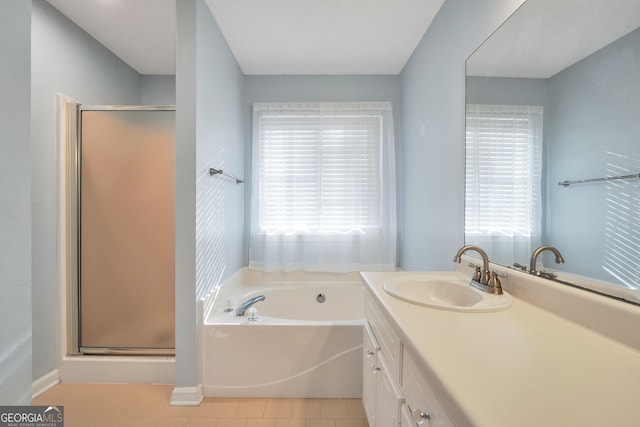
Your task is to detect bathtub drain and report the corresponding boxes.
[316,293,326,303]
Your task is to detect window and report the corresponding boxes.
[465,104,543,264]
[250,102,396,272]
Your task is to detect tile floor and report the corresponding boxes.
[33,383,369,427]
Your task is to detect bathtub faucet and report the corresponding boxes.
[235,295,265,316]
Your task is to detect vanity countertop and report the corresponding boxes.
[360,270,640,427]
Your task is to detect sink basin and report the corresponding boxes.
[382,273,513,312]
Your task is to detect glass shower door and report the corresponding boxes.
[78,107,175,355]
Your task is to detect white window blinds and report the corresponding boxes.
[257,110,381,233]
[465,104,543,264]
[250,102,397,272]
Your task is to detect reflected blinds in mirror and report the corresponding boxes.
[465,104,543,265]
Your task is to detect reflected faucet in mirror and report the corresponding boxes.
[529,245,565,277]
[453,245,503,295]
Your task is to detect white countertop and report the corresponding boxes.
[360,270,640,427]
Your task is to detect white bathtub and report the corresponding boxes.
[202,272,365,398]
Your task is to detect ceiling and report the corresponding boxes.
[466,0,640,78]
[44,0,640,78]
[46,0,178,75]
[45,0,445,75]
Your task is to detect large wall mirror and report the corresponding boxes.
[465,0,640,305]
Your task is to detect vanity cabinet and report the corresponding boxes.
[364,293,455,427]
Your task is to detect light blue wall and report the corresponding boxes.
[545,27,640,283]
[141,75,176,105]
[243,75,401,264]
[398,0,526,270]
[31,0,142,380]
[0,0,32,405]
[465,76,548,107]
[195,0,245,294]
[175,0,245,388]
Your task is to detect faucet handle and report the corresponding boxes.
[472,266,482,282]
[513,263,528,272]
[487,271,503,295]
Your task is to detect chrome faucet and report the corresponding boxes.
[235,295,265,316]
[453,245,503,295]
[529,245,564,276]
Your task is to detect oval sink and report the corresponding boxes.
[382,273,513,312]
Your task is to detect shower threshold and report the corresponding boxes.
[80,347,175,357]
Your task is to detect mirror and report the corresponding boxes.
[464,0,640,304]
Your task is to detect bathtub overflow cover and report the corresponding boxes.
[316,293,326,303]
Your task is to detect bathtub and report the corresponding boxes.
[202,271,365,398]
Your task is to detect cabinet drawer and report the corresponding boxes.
[364,322,380,359]
[366,294,402,383]
[402,349,454,427]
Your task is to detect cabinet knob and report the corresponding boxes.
[408,405,430,425]
[371,366,381,373]
[366,350,375,357]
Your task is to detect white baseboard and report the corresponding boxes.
[170,384,204,406]
[32,369,60,399]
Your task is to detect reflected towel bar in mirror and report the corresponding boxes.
[209,168,244,184]
[558,172,640,187]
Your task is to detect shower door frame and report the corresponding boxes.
[68,104,176,356]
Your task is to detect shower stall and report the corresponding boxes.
[71,106,176,356]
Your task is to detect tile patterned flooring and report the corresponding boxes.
[33,383,369,427]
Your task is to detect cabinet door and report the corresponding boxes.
[376,353,403,427]
[363,324,379,427]
[402,349,455,427]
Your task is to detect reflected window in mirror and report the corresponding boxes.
[465,104,543,266]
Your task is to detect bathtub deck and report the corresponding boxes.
[34,383,369,426]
